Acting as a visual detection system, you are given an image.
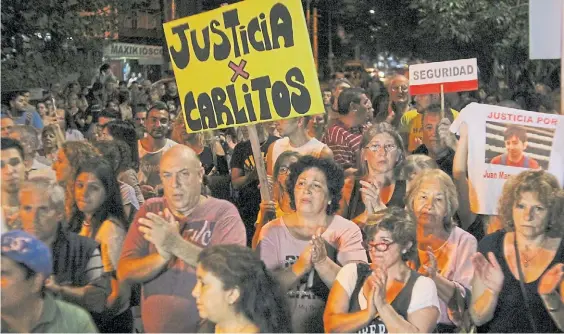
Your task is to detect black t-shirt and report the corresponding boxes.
[412,144,455,177]
[229,136,278,220]
[477,231,564,333]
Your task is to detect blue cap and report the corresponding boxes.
[1,230,53,277]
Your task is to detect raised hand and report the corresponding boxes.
[369,266,388,308]
[138,209,180,260]
[539,263,564,296]
[311,228,328,265]
[438,118,457,149]
[359,180,386,214]
[471,252,504,294]
[422,247,438,279]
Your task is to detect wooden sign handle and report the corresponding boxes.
[247,125,272,202]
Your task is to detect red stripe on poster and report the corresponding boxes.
[410,80,479,95]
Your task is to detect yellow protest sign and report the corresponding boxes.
[163,0,324,133]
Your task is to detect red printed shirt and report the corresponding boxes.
[119,197,246,333]
[323,120,363,170]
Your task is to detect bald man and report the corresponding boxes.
[118,145,246,333]
[375,75,411,128]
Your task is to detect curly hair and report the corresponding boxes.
[93,140,131,174]
[405,169,459,232]
[358,122,406,177]
[60,141,101,221]
[286,155,344,215]
[197,245,292,333]
[497,170,564,237]
[103,120,139,172]
[363,207,417,262]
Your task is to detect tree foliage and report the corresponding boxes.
[336,0,559,91]
[1,0,142,91]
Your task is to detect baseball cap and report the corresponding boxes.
[1,230,53,277]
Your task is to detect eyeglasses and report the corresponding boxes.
[362,240,396,252]
[1,158,22,169]
[278,166,290,175]
[391,85,409,93]
[365,144,397,153]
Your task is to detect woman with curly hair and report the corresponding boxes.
[193,245,292,333]
[257,155,367,333]
[471,170,564,332]
[51,141,101,222]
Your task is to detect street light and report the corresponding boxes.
[369,9,375,14]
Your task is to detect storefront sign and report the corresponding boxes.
[104,43,163,59]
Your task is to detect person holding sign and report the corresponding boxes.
[470,170,564,332]
[489,125,540,169]
[267,116,332,176]
[257,156,366,333]
[412,104,457,177]
[324,208,440,333]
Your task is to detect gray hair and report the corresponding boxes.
[397,154,439,180]
[20,177,65,214]
[405,169,458,232]
[12,125,40,152]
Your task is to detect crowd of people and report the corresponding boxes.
[1,64,564,333]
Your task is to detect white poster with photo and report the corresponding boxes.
[450,103,564,215]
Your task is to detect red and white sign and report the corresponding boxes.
[409,58,478,95]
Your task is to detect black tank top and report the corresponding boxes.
[348,263,421,334]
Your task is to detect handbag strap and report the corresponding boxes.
[513,236,538,332]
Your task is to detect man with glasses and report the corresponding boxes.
[1,138,26,230]
[374,75,410,128]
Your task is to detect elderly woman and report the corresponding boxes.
[324,207,440,333]
[398,154,439,193]
[470,170,564,332]
[258,155,367,333]
[193,245,292,333]
[37,124,66,165]
[252,151,301,249]
[342,123,406,225]
[406,169,477,332]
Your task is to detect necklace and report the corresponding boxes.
[520,239,546,268]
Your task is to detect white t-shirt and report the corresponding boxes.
[450,103,564,214]
[138,139,177,190]
[270,136,328,174]
[336,263,441,316]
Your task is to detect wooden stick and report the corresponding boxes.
[247,124,271,202]
[440,84,445,119]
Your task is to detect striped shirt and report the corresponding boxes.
[323,120,362,170]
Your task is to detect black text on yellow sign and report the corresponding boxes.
[163,0,324,133]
